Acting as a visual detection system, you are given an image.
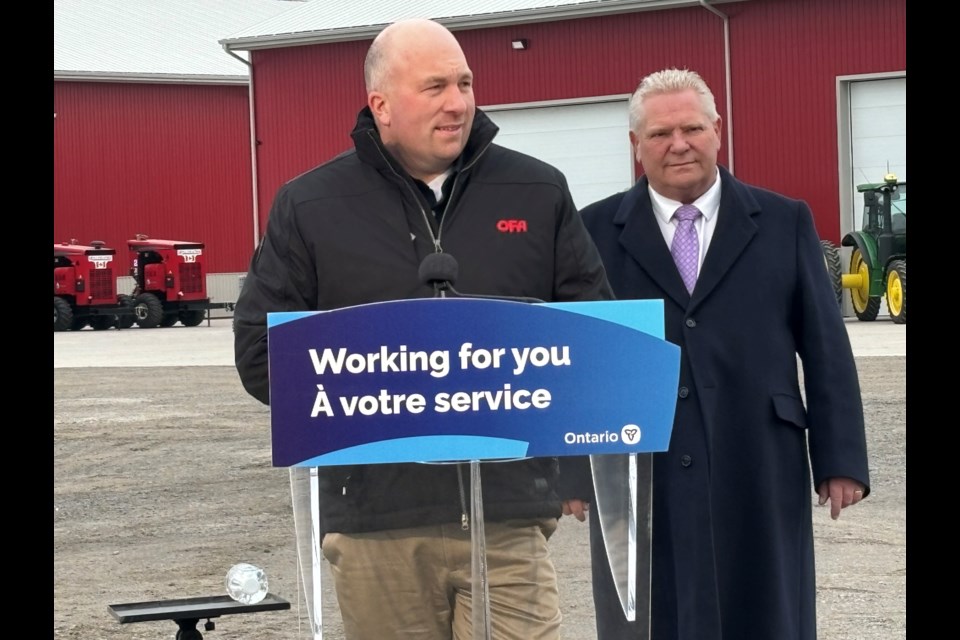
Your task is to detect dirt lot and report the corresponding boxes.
[54,352,905,639]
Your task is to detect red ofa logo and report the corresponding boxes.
[497,219,528,233]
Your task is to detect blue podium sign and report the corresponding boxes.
[267,299,679,467]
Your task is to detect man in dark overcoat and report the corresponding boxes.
[578,68,871,640]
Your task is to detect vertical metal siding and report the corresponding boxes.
[458,8,725,107]
[251,41,370,230]
[237,0,904,244]
[54,81,254,273]
[725,0,906,241]
[52,1,905,275]
[250,8,728,231]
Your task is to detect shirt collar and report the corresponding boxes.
[425,170,452,203]
[649,168,722,224]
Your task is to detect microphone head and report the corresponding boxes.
[418,252,458,286]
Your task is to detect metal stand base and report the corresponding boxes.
[108,594,290,638]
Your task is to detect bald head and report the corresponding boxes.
[364,19,462,92]
[363,18,476,183]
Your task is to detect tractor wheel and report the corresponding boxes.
[116,295,135,329]
[886,260,906,324]
[820,240,843,307]
[179,309,207,327]
[850,248,880,321]
[54,297,73,332]
[160,313,180,328]
[90,315,115,331]
[133,292,164,328]
[71,316,89,331]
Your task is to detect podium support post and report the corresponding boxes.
[591,452,653,637]
[290,467,324,640]
[470,460,493,640]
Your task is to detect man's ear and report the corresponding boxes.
[629,130,641,163]
[369,92,390,127]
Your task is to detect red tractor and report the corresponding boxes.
[126,235,231,328]
[54,241,135,331]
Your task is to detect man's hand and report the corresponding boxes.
[562,499,590,522]
[817,476,866,520]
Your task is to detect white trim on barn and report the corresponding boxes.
[836,71,907,238]
[220,0,748,50]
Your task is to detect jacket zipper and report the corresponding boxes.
[367,132,442,252]
[366,131,494,253]
[365,130,493,528]
[436,139,493,247]
[418,143,494,526]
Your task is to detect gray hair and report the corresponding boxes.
[364,34,387,92]
[628,68,719,132]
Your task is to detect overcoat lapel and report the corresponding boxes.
[613,178,691,308]
[688,169,761,311]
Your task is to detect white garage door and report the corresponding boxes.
[850,77,906,228]
[483,100,633,211]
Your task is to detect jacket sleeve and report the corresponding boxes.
[234,186,319,405]
[552,174,615,303]
[792,201,871,496]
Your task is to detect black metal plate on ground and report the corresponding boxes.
[108,594,290,623]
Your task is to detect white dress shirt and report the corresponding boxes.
[648,169,722,271]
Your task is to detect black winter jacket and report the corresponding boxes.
[234,107,613,537]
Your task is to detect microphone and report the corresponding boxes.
[418,252,544,304]
[418,252,459,296]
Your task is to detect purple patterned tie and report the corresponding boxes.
[671,204,702,294]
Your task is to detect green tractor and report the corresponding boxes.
[821,174,906,324]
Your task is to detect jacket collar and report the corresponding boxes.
[614,166,760,310]
[351,106,499,178]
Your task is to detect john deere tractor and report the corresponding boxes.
[821,173,906,324]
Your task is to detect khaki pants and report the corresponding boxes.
[322,518,561,639]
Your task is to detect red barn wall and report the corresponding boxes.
[724,0,906,241]
[250,5,726,228]
[53,81,255,272]
[249,0,904,246]
[55,0,904,272]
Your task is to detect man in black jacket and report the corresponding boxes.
[234,18,612,639]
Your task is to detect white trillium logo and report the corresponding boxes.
[620,424,641,445]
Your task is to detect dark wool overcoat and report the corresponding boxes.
[578,167,871,640]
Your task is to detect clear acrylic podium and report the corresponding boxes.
[269,299,678,638]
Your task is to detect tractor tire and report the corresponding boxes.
[72,316,89,331]
[160,313,180,328]
[886,260,906,324]
[133,292,164,328]
[850,248,880,321]
[116,295,136,329]
[90,315,115,331]
[54,297,73,332]
[820,240,843,308]
[179,309,207,327]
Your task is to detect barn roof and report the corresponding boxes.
[220,0,745,51]
[54,0,303,83]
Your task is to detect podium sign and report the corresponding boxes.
[267,299,679,467]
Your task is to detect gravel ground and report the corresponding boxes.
[53,322,905,639]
